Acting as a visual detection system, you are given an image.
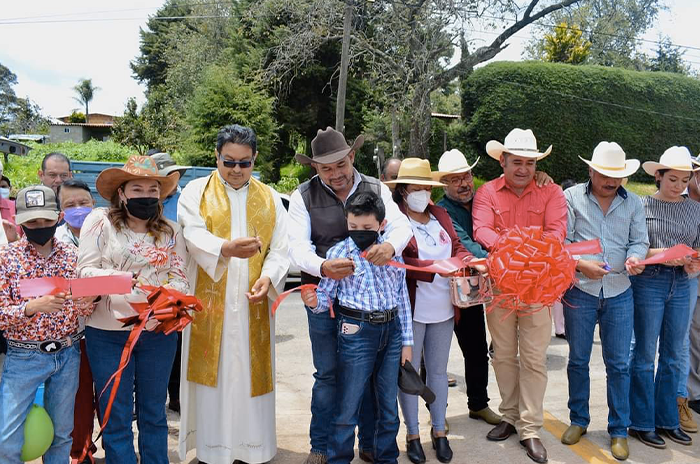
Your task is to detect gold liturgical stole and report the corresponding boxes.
[187,172,276,397]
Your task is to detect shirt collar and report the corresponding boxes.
[494,176,536,197]
[585,180,628,199]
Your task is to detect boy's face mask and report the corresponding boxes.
[348,230,379,251]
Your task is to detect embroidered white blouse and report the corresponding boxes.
[77,207,190,331]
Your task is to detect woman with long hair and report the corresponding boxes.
[77,155,189,464]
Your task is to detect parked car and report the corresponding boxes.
[279,193,301,288]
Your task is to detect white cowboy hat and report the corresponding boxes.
[383,158,445,187]
[436,149,479,177]
[642,146,695,176]
[485,128,552,161]
[692,153,700,170]
[579,142,639,179]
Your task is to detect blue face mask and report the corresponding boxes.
[0,187,9,199]
[64,206,92,229]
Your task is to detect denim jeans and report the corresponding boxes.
[678,276,699,398]
[306,307,375,455]
[630,265,690,431]
[327,316,402,464]
[0,343,80,464]
[86,327,177,464]
[564,286,633,438]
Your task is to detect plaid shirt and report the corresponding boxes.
[0,237,89,341]
[313,236,414,346]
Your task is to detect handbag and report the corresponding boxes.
[448,268,493,307]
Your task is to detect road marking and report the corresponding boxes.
[543,410,619,464]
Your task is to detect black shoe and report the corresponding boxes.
[358,449,374,463]
[431,428,453,463]
[689,399,700,415]
[555,333,566,340]
[168,399,181,413]
[629,429,666,449]
[657,427,693,446]
[406,438,426,464]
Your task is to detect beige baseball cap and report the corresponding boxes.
[15,185,60,225]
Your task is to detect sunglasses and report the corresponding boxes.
[219,155,254,169]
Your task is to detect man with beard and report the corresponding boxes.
[288,127,412,464]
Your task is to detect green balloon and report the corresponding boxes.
[20,404,54,462]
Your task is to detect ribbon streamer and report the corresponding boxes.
[637,244,698,266]
[359,252,486,274]
[78,286,202,462]
[271,284,334,318]
[20,275,132,299]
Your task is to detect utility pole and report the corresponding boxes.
[335,1,353,133]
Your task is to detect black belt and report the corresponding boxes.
[7,330,84,354]
[336,305,398,324]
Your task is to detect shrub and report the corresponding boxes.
[67,111,86,123]
[461,61,700,183]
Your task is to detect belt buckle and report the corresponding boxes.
[39,340,63,353]
[369,311,387,324]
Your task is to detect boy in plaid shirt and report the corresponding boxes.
[302,191,413,464]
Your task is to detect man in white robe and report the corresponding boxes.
[178,124,289,464]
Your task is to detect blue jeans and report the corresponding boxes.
[563,286,633,438]
[678,276,699,397]
[0,343,80,464]
[86,327,177,464]
[306,307,375,455]
[328,316,402,464]
[630,265,690,431]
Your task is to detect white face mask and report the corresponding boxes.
[0,187,9,199]
[406,190,431,213]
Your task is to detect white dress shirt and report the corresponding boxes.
[288,169,413,277]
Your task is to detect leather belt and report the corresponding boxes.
[7,330,84,354]
[336,305,398,324]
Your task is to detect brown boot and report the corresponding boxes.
[678,397,698,433]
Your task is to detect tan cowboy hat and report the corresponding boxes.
[485,128,552,161]
[383,158,445,187]
[642,146,695,176]
[579,142,640,179]
[295,126,364,165]
[436,149,479,177]
[96,155,180,201]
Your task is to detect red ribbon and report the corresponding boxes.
[359,251,486,274]
[271,284,334,318]
[19,275,133,298]
[637,244,698,266]
[78,286,202,462]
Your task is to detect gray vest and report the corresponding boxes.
[299,174,382,284]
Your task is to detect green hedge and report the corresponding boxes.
[461,61,700,183]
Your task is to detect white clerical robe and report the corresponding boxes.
[177,173,289,464]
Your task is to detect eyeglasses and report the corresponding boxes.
[444,173,473,186]
[415,224,436,246]
[219,155,253,169]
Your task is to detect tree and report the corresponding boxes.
[111,98,150,155]
[73,78,100,123]
[265,0,580,159]
[184,64,279,180]
[10,98,49,134]
[648,36,691,75]
[526,0,665,69]
[542,22,591,64]
[0,63,18,131]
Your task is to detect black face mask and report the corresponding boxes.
[349,230,379,251]
[125,197,160,220]
[22,223,58,246]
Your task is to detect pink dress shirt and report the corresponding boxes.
[472,176,567,250]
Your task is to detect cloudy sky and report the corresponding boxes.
[1,0,699,119]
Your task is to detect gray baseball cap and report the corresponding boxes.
[149,152,191,177]
[15,185,59,225]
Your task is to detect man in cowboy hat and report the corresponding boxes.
[472,128,567,463]
[288,126,412,464]
[177,124,289,464]
[435,149,501,426]
[560,142,649,460]
[149,151,191,222]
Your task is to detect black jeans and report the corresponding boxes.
[168,332,182,403]
[453,304,490,411]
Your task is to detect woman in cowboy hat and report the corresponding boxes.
[387,158,485,464]
[628,146,700,449]
[77,155,190,464]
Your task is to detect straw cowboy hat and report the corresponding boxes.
[485,128,552,161]
[642,146,696,176]
[579,142,640,178]
[96,155,180,201]
[295,126,364,165]
[437,149,479,176]
[383,158,445,187]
